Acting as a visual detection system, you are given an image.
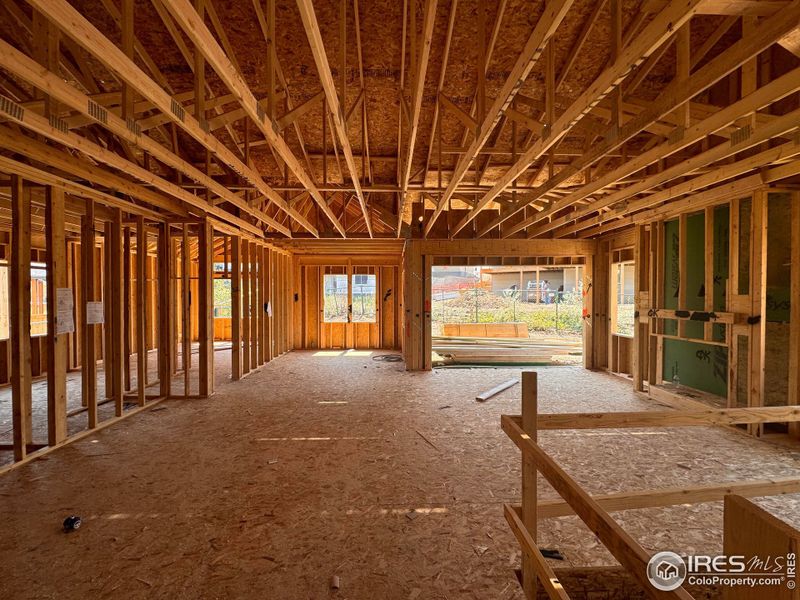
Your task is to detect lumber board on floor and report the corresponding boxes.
[476,378,519,401]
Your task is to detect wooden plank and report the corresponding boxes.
[110,207,124,416]
[242,239,251,374]
[723,495,800,600]
[530,476,800,519]
[790,192,800,438]
[10,175,32,460]
[181,226,191,394]
[503,504,570,600]
[158,224,173,398]
[502,414,693,599]
[476,378,519,402]
[257,245,265,365]
[505,405,800,430]
[251,241,259,368]
[521,371,538,599]
[749,191,767,436]
[198,220,214,396]
[231,235,241,380]
[135,216,147,405]
[81,199,97,427]
[45,185,68,445]
[123,227,132,392]
[265,247,273,362]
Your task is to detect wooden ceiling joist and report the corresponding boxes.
[506,66,800,238]
[24,0,320,238]
[295,0,373,237]
[476,1,800,238]
[0,39,293,237]
[452,0,706,237]
[396,0,438,237]
[425,0,574,236]
[157,0,344,237]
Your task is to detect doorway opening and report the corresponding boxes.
[430,264,585,366]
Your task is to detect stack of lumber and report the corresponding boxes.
[432,335,582,366]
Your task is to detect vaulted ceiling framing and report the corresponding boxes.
[0,0,797,241]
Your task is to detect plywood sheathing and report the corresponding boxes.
[2,356,800,598]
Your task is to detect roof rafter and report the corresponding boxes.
[451,0,706,237]
[425,0,574,236]
[295,0,373,237]
[157,0,345,236]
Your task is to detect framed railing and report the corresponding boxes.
[502,371,800,599]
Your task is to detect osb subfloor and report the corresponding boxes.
[1,352,800,599]
[0,342,234,466]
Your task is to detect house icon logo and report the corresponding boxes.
[647,551,687,591]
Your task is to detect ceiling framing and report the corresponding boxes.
[0,0,797,240]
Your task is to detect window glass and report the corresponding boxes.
[351,273,376,323]
[323,274,349,322]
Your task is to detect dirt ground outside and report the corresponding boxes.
[1,352,799,599]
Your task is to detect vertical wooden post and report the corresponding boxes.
[749,191,768,436]
[45,185,68,446]
[103,222,113,401]
[10,176,32,460]
[123,227,132,392]
[182,226,191,394]
[198,220,214,396]
[231,235,241,380]
[136,216,147,405]
[251,241,259,368]
[256,246,267,365]
[110,208,124,415]
[704,207,715,342]
[789,192,800,438]
[678,213,688,339]
[265,246,273,362]
[633,224,648,392]
[81,199,97,427]
[582,255,594,369]
[256,245,264,366]
[423,255,432,370]
[158,223,174,398]
[242,239,251,373]
[521,370,538,599]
